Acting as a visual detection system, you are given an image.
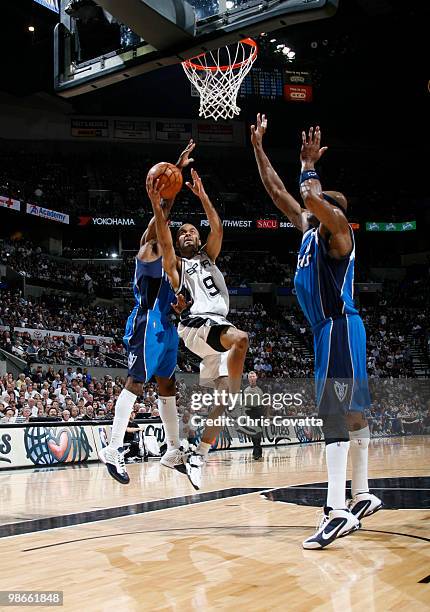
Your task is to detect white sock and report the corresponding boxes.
[349,426,370,496]
[196,441,211,456]
[326,441,350,510]
[109,389,137,449]
[158,396,179,450]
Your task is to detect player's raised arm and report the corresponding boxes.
[251,113,305,231]
[146,176,181,292]
[186,168,223,261]
[141,196,174,246]
[299,126,351,256]
[141,139,196,245]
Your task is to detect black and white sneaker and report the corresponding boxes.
[160,448,187,475]
[98,446,130,485]
[185,451,206,490]
[348,493,383,520]
[303,507,360,550]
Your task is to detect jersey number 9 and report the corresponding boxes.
[203,275,220,297]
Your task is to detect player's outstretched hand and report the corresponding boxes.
[250,113,268,147]
[146,175,162,208]
[176,139,196,170]
[171,293,192,315]
[185,168,206,199]
[300,126,328,166]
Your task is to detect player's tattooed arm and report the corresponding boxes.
[299,126,351,256]
[186,168,223,261]
[141,139,197,245]
[251,113,305,232]
[146,176,181,291]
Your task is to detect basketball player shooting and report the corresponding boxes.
[251,114,382,549]
[99,140,195,484]
[147,168,249,489]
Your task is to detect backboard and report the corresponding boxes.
[54,0,339,97]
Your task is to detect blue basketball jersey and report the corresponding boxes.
[294,227,358,329]
[123,256,179,383]
[124,256,176,344]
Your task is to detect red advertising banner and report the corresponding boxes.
[284,84,313,102]
[284,70,313,103]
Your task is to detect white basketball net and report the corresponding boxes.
[182,39,258,121]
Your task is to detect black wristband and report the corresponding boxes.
[300,170,320,184]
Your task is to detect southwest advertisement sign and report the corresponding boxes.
[366,221,416,232]
[200,218,253,229]
[26,204,69,224]
[0,195,20,212]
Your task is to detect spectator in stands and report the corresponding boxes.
[1,407,16,423]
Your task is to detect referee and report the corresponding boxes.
[243,371,266,460]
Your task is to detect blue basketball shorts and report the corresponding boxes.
[313,314,370,416]
[123,308,179,383]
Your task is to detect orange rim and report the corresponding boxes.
[182,38,258,72]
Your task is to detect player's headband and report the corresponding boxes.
[322,193,346,213]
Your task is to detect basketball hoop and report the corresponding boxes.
[182,38,258,121]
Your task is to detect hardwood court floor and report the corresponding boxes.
[0,437,428,611]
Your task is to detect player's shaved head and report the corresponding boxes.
[323,191,348,213]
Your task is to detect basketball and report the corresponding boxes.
[147,162,183,199]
